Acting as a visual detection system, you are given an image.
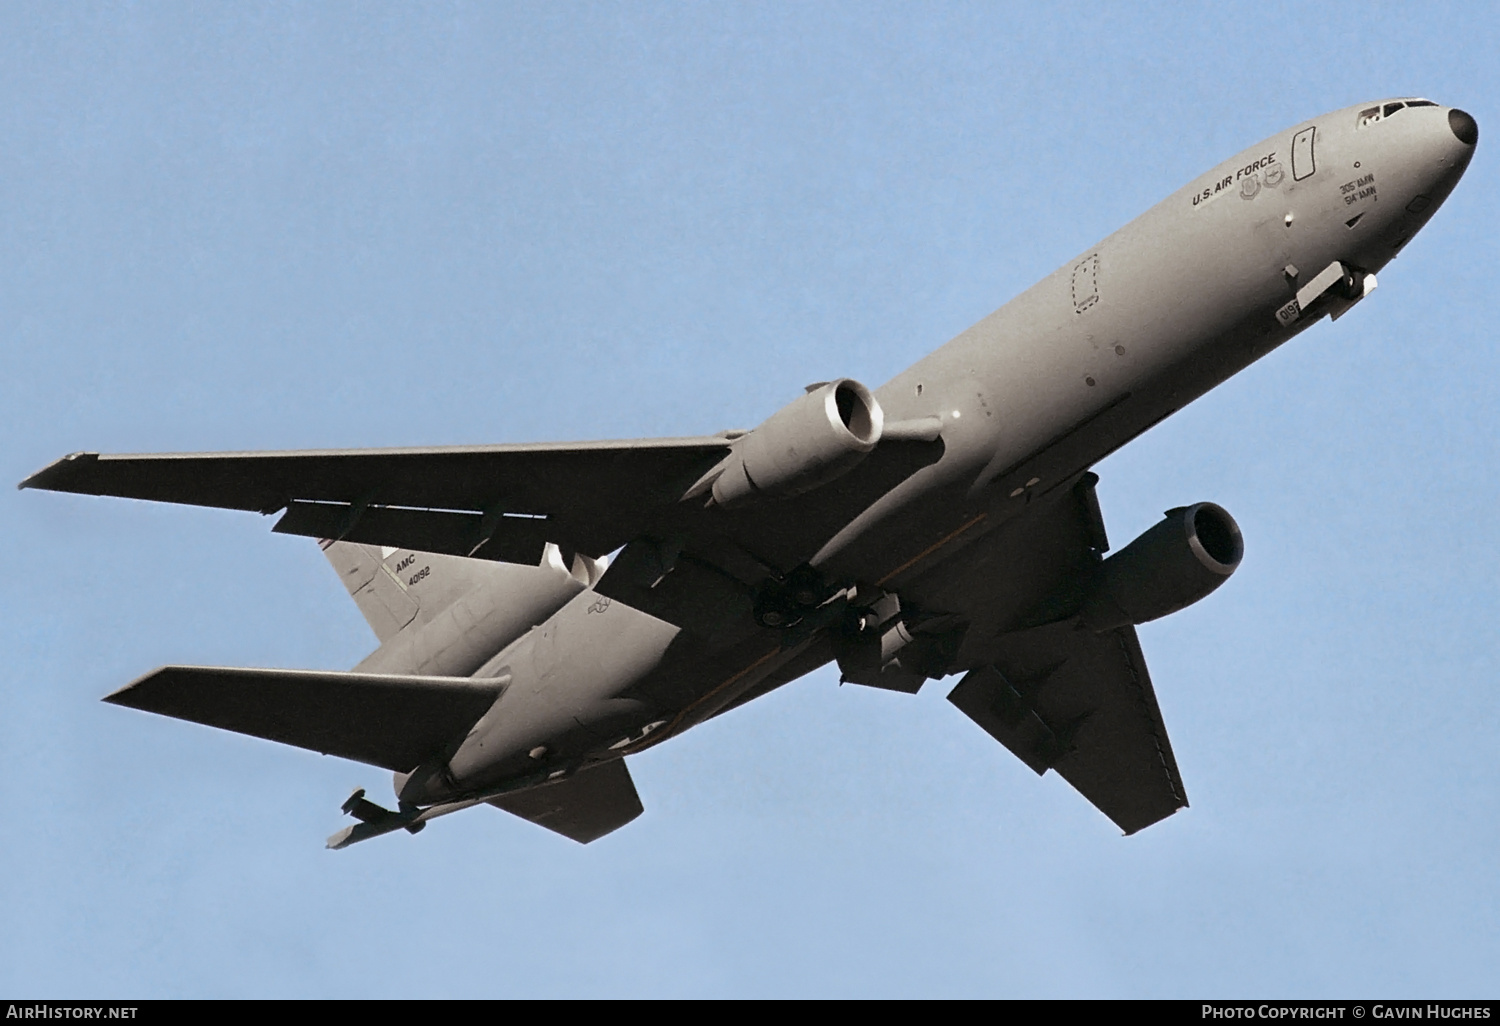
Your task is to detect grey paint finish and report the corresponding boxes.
[350,543,591,678]
[21,99,1476,843]
[487,759,644,845]
[106,666,505,773]
[322,541,420,642]
[949,623,1183,835]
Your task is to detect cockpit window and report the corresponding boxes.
[1359,100,1434,129]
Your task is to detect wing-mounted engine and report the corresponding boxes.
[1079,502,1244,630]
[694,379,885,507]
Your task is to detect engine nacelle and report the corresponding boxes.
[709,379,884,506]
[1080,502,1244,631]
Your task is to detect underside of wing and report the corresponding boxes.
[948,622,1187,833]
[487,759,644,843]
[21,438,732,562]
[106,666,505,772]
[22,431,950,589]
[890,472,1189,833]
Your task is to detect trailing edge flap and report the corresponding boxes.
[106,666,504,772]
[488,759,643,844]
[948,621,1188,834]
[19,438,733,564]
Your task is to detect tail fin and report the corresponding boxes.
[322,541,421,643]
[322,540,605,645]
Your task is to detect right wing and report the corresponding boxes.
[20,438,733,563]
[21,432,947,579]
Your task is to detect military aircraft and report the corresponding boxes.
[22,99,1477,847]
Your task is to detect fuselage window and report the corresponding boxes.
[1291,127,1316,181]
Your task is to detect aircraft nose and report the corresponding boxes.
[1449,108,1478,146]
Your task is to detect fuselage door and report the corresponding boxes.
[1291,127,1317,181]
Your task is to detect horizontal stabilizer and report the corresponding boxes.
[488,759,643,843]
[107,666,506,772]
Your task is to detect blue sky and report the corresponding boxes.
[2,1,1496,997]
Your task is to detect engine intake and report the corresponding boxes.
[708,379,884,506]
[1080,502,1244,631]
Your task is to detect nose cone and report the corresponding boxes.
[1449,108,1478,146]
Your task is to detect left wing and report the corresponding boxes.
[947,622,1187,834]
[20,439,731,563]
[887,472,1189,833]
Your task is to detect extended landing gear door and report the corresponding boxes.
[1294,261,1351,311]
[1288,261,1376,324]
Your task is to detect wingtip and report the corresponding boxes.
[18,451,100,492]
[101,685,135,706]
[101,665,173,706]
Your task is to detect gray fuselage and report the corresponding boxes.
[406,99,1476,807]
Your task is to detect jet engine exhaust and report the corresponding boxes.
[699,378,884,506]
[1080,503,1244,631]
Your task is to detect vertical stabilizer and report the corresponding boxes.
[323,540,607,677]
[321,540,421,643]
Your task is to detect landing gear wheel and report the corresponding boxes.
[785,565,826,611]
[754,592,801,629]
